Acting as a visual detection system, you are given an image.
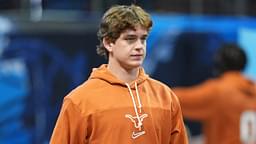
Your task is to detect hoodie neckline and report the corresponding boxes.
[89,64,148,88]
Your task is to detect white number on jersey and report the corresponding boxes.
[240,111,256,144]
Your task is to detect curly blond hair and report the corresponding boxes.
[96,4,153,58]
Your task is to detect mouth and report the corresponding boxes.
[130,54,144,60]
[131,54,143,57]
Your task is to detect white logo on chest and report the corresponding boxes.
[125,113,148,139]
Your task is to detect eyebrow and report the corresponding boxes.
[141,34,148,38]
[123,34,148,38]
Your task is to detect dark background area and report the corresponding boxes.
[0,0,255,143]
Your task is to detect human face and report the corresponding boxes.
[107,26,148,70]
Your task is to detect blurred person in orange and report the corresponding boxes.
[50,4,188,144]
[173,43,256,144]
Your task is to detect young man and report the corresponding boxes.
[50,4,188,144]
[173,44,256,144]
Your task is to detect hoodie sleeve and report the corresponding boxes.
[172,80,217,121]
[169,90,189,144]
[50,98,88,144]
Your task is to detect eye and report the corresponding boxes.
[124,37,137,43]
[141,37,147,43]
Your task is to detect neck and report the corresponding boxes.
[107,62,139,83]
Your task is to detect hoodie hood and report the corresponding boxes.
[89,64,149,87]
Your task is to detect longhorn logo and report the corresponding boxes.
[125,113,148,139]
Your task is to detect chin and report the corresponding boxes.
[123,60,144,69]
[129,62,143,68]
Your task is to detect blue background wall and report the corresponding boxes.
[1,14,256,143]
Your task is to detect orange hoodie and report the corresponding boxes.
[50,64,188,144]
[173,72,256,144]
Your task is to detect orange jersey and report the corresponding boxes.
[173,71,256,144]
[50,64,188,144]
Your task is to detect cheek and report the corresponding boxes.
[116,48,129,58]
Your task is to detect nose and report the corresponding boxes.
[134,39,146,51]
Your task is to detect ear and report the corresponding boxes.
[103,38,113,52]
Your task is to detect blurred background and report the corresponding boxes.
[0,0,256,144]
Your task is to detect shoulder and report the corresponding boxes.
[146,77,179,101]
[63,78,107,112]
[67,78,107,97]
[146,77,172,91]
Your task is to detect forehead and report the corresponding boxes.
[121,25,148,36]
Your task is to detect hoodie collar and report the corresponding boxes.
[89,64,148,88]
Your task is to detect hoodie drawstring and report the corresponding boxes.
[125,82,148,139]
[134,83,143,113]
